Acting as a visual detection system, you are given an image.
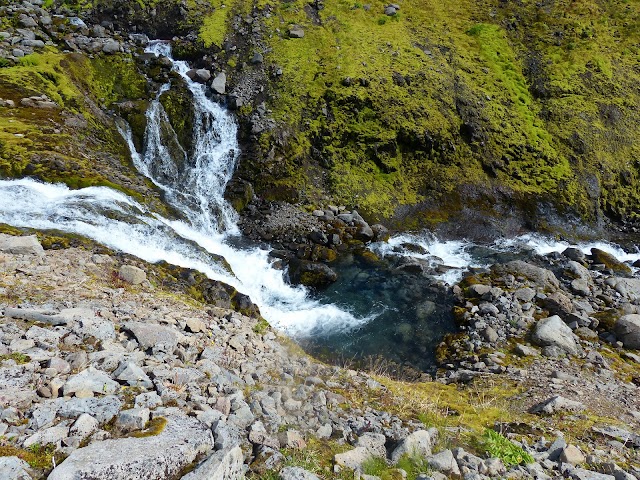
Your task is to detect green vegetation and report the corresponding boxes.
[129,417,168,437]
[0,352,31,364]
[219,0,640,228]
[478,428,534,467]
[0,442,56,469]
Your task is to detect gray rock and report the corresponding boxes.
[115,408,150,433]
[0,456,32,480]
[58,395,122,423]
[278,429,306,449]
[279,466,321,480]
[514,343,539,357]
[531,395,585,415]
[391,429,432,463]
[19,15,38,28]
[492,261,559,291]
[0,234,44,255]
[135,392,163,409]
[568,468,615,480]
[289,26,305,38]
[114,362,153,389]
[48,414,213,480]
[23,425,69,448]
[69,413,99,439]
[560,445,585,465]
[251,52,263,64]
[384,5,397,15]
[181,446,244,480]
[609,278,640,302]
[547,436,567,461]
[63,366,120,397]
[615,314,640,349]
[531,315,580,355]
[334,447,376,471]
[355,433,386,458]
[193,68,211,83]
[124,322,182,352]
[248,421,280,449]
[119,265,146,284]
[211,72,226,94]
[428,449,460,475]
[102,40,120,54]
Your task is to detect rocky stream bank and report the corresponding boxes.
[1,232,640,480]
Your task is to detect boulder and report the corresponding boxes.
[590,248,631,275]
[211,72,226,94]
[531,316,580,355]
[491,261,559,291]
[58,395,122,423]
[530,395,585,415]
[0,234,44,255]
[182,446,244,480]
[428,449,460,475]
[48,414,213,480]
[102,40,120,54]
[63,367,120,397]
[123,321,182,352]
[609,278,640,302]
[560,445,585,465]
[114,362,153,389]
[390,429,432,463]
[615,314,640,349]
[119,265,146,284]
[193,69,211,83]
[287,260,338,288]
[0,456,32,480]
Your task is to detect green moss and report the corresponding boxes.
[231,0,640,226]
[0,443,56,470]
[0,352,31,364]
[129,417,167,437]
[200,1,232,48]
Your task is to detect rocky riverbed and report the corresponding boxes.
[1,232,640,480]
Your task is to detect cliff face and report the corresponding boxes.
[224,0,640,235]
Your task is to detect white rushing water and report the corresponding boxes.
[0,42,369,336]
[1,42,639,342]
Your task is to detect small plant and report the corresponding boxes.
[377,16,388,25]
[253,318,270,335]
[362,456,389,476]
[18,55,40,67]
[0,58,11,68]
[479,428,533,467]
[0,352,31,364]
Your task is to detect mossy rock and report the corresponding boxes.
[590,248,632,276]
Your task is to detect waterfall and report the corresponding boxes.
[0,42,371,336]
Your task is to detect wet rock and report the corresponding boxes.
[182,446,244,480]
[119,264,147,284]
[615,314,640,349]
[287,260,337,288]
[531,316,580,355]
[48,414,213,480]
[492,261,559,291]
[590,248,631,275]
[563,247,586,263]
[0,234,44,256]
[211,72,226,94]
[531,395,585,415]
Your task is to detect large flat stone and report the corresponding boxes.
[48,414,213,480]
[0,234,44,255]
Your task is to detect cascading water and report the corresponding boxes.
[2,41,640,370]
[0,42,370,338]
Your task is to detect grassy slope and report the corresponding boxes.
[226,0,640,228]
